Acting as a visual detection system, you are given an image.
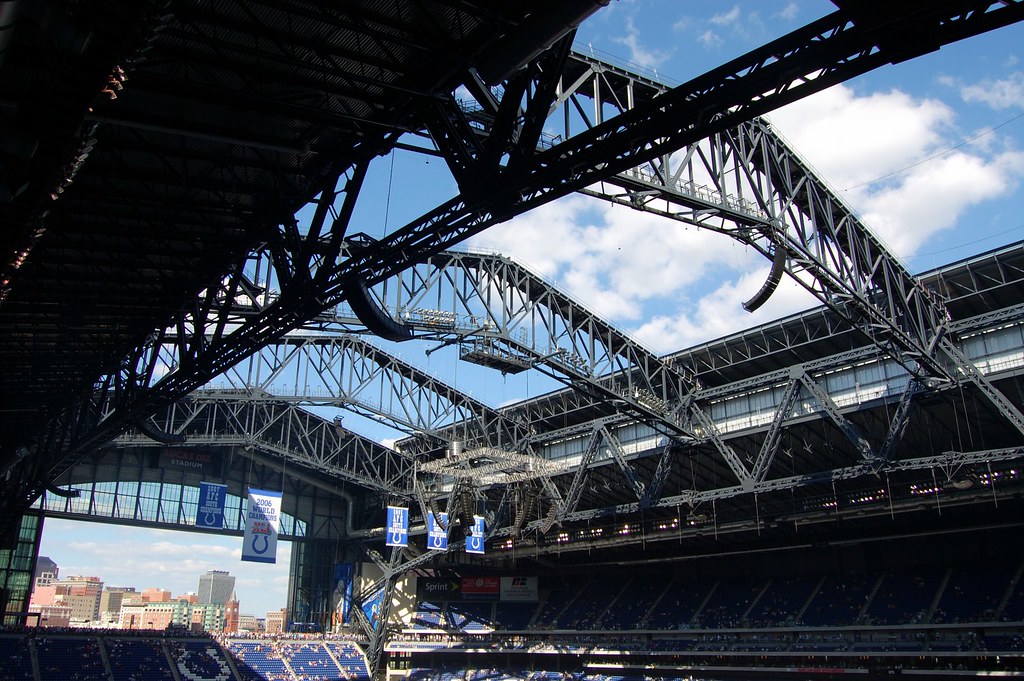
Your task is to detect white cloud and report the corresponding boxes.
[612,15,673,69]
[767,83,1024,260]
[860,150,1024,255]
[672,17,694,33]
[631,270,816,353]
[959,72,1024,110]
[474,77,1024,356]
[698,29,723,49]
[778,2,799,21]
[768,85,956,190]
[473,193,759,327]
[710,6,741,26]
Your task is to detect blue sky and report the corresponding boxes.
[41,1,1024,620]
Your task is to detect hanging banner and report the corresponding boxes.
[427,511,448,552]
[465,515,485,555]
[385,506,409,547]
[332,563,355,625]
[242,488,282,563]
[362,586,385,628]
[195,481,227,529]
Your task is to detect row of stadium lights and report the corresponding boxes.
[910,468,1019,496]
[486,469,1021,548]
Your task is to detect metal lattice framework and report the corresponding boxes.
[5,4,1024,674]
[106,243,1024,535]
[6,1,1024,523]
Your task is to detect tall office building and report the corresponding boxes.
[197,569,235,605]
[33,556,58,587]
[99,586,137,617]
[57,576,103,621]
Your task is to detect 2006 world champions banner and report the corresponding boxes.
[242,488,282,564]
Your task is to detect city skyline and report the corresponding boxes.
[38,517,290,617]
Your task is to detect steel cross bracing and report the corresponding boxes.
[97,281,1024,541]
[174,270,1024,516]
[118,235,1024,527]
[13,1,1024,526]
[113,393,412,495]
[206,332,532,451]
[548,53,1024,436]
[2,158,375,524]
[474,450,1024,547]
[403,306,1024,524]
[339,250,697,438]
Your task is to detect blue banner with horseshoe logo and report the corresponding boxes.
[385,506,409,547]
[195,481,227,529]
[242,488,282,563]
[427,511,448,552]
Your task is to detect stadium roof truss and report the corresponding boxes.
[4,0,1024,569]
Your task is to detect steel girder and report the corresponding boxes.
[9,1,1024,535]
[116,394,413,495]
[328,2,1024,293]
[343,250,696,435]
[0,157,374,530]
[207,332,528,451]
[548,54,1024,437]
[130,256,1024,535]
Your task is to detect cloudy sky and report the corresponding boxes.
[468,0,1024,354]
[41,1,1024,619]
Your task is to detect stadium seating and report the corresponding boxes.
[278,640,343,680]
[105,638,175,681]
[643,577,711,629]
[1,552,1022,681]
[799,573,876,626]
[597,576,663,630]
[323,641,371,680]
[863,568,945,625]
[1000,567,1024,621]
[493,602,537,630]
[0,634,33,681]
[225,640,291,681]
[744,575,818,627]
[169,639,234,681]
[693,576,765,628]
[409,601,444,630]
[35,636,108,681]
[445,602,493,632]
[933,560,1017,622]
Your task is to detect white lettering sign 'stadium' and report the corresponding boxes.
[242,488,283,564]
